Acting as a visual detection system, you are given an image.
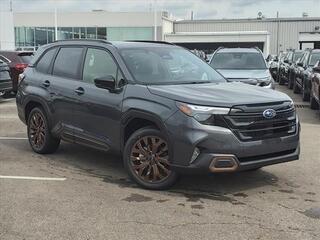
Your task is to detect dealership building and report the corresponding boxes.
[0,10,320,55]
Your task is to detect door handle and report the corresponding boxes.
[75,87,85,95]
[42,80,50,88]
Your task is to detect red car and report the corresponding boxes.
[0,51,33,94]
[310,60,320,112]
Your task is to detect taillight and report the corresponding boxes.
[14,63,28,72]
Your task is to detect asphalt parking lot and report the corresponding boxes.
[0,85,319,240]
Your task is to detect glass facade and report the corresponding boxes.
[14,27,153,49]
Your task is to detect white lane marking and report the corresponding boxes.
[0,175,66,181]
[0,116,19,119]
[0,137,28,140]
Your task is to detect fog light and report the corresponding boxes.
[190,147,200,164]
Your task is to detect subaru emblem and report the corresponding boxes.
[263,109,276,119]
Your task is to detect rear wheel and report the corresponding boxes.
[27,107,60,154]
[310,91,319,110]
[288,72,294,89]
[123,127,178,190]
[302,81,310,102]
[293,79,300,94]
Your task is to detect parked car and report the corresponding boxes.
[0,51,34,94]
[17,40,300,189]
[293,49,320,101]
[268,55,279,80]
[209,47,275,89]
[274,51,287,82]
[310,60,320,111]
[0,60,12,97]
[279,49,304,86]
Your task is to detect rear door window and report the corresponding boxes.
[53,47,84,79]
[36,48,57,74]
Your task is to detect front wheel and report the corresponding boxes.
[293,79,300,94]
[27,107,60,154]
[302,81,310,102]
[310,91,319,110]
[123,127,178,190]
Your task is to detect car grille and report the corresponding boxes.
[223,101,297,141]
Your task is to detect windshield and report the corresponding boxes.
[293,52,303,62]
[120,47,225,85]
[309,52,320,66]
[210,52,267,69]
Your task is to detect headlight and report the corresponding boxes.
[176,102,230,122]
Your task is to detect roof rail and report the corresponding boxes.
[125,40,175,45]
[215,46,225,52]
[54,39,112,44]
[253,46,262,52]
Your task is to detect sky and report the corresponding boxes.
[0,0,319,20]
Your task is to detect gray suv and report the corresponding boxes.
[210,47,275,89]
[16,40,299,189]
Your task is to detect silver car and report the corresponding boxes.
[209,47,275,89]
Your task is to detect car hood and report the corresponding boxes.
[147,82,291,107]
[216,69,270,81]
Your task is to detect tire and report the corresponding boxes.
[279,77,285,85]
[123,126,178,190]
[302,81,310,102]
[310,92,319,110]
[27,107,60,154]
[288,72,294,89]
[293,79,300,94]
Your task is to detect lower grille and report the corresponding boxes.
[223,101,297,141]
[238,149,297,162]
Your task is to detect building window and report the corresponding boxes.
[97,27,107,40]
[47,27,55,43]
[86,27,97,39]
[107,27,153,41]
[15,27,26,47]
[25,27,35,46]
[35,27,48,47]
[58,27,73,40]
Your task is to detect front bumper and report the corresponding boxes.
[165,111,300,174]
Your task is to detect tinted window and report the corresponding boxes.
[83,48,118,84]
[211,52,267,69]
[53,47,83,79]
[120,47,225,85]
[309,52,320,66]
[36,48,56,73]
[293,52,303,62]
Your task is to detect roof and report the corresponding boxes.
[176,17,320,24]
[215,48,260,53]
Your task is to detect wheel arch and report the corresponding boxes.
[121,110,169,151]
[24,95,51,125]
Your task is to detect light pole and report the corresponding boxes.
[54,3,58,41]
[154,0,157,41]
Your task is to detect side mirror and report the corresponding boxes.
[94,75,116,91]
